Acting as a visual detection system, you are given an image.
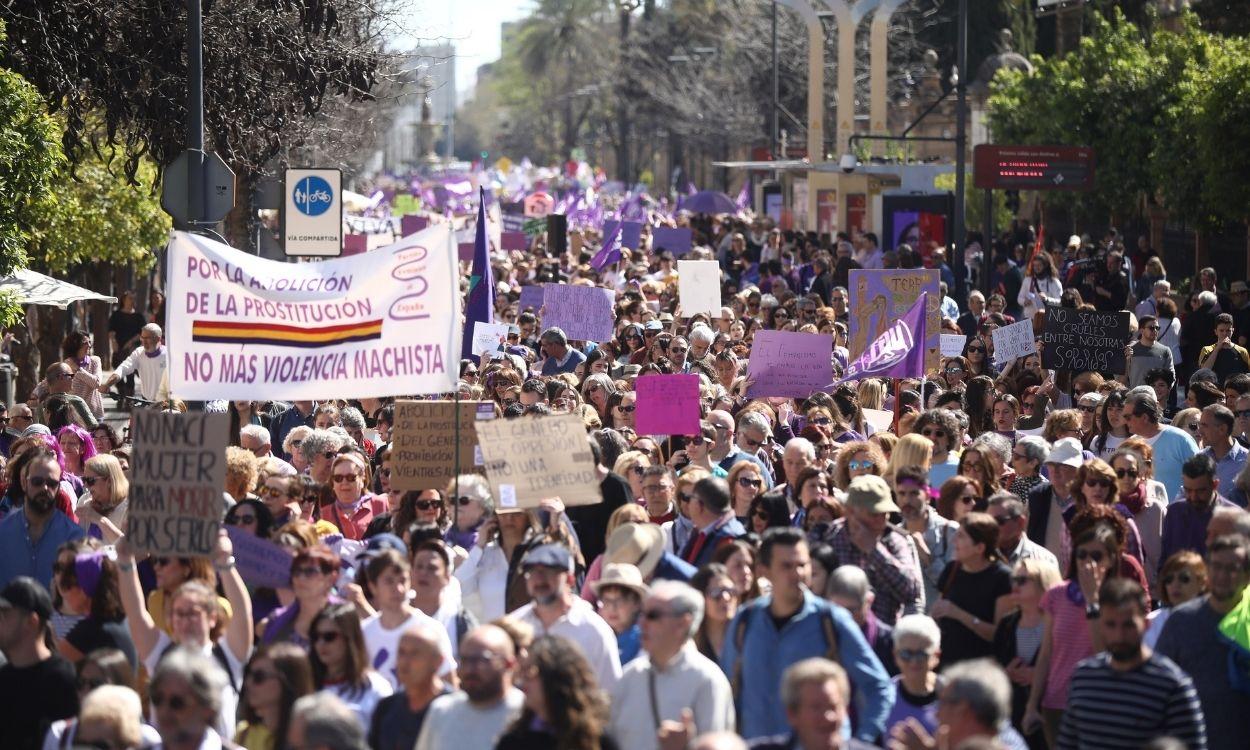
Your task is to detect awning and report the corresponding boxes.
[0,269,117,308]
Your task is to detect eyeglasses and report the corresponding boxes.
[311,630,342,644]
[415,500,442,511]
[642,484,670,494]
[1145,325,1161,331]
[332,473,360,484]
[150,693,190,711]
[292,566,327,579]
[670,347,688,355]
[967,346,986,354]
[228,514,257,525]
[992,514,1019,526]
[688,436,709,446]
[847,460,874,471]
[1115,468,1138,479]
[895,648,935,663]
[1076,549,1105,563]
[1078,405,1097,414]
[1084,478,1113,489]
[737,476,762,489]
[1162,572,1193,586]
[259,486,284,497]
[617,404,636,413]
[246,669,274,685]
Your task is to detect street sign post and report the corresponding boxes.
[283,168,343,257]
[161,150,236,227]
[973,145,1095,191]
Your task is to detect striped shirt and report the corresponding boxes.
[1056,652,1206,750]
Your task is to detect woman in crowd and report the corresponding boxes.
[53,538,135,666]
[409,539,477,656]
[883,614,944,740]
[57,424,96,488]
[590,563,647,665]
[313,403,341,430]
[883,434,933,488]
[936,476,981,524]
[229,401,265,447]
[726,461,766,521]
[149,650,231,750]
[89,423,121,455]
[608,390,637,432]
[746,492,791,534]
[1144,551,1208,648]
[284,426,314,473]
[993,558,1063,750]
[963,376,996,436]
[497,636,616,750]
[581,504,652,603]
[144,552,231,637]
[681,423,728,478]
[931,512,1013,667]
[613,450,650,501]
[62,329,104,419]
[690,563,738,663]
[42,647,163,749]
[226,498,275,540]
[940,356,970,392]
[1069,459,1145,567]
[915,409,962,488]
[1109,446,1167,590]
[310,602,393,729]
[831,440,886,491]
[1018,252,1063,321]
[712,539,763,604]
[258,474,305,530]
[259,545,340,648]
[1090,389,1129,458]
[956,447,1001,506]
[963,340,993,379]
[235,642,315,750]
[444,478,492,551]
[1008,436,1048,499]
[76,453,130,538]
[580,373,616,422]
[991,395,1021,444]
[324,453,386,540]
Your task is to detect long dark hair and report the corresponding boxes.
[964,376,995,436]
[242,642,314,745]
[309,603,371,692]
[61,329,92,361]
[1094,389,1128,454]
[509,636,610,750]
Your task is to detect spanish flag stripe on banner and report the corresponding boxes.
[191,319,383,347]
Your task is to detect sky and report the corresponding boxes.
[393,0,533,98]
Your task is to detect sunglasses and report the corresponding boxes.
[332,474,360,484]
[1076,549,1106,563]
[895,648,935,663]
[292,566,328,578]
[228,514,257,525]
[322,451,337,460]
[77,676,107,692]
[617,404,636,413]
[415,500,442,511]
[670,347,688,355]
[959,494,977,504]
[1078,405,1097,414]
[809,416,832,426]
[82,476,105,487]
[847,460,874,471]
[630,465,646,476]
[641,609,679,621]
[1084,478,1113,489]
[753,509,770,520]
[150,693,190,711]
[992,514,1019,526]
[1162,572,1193,586]
[707,586,738,599]
[1115,468,1138,479]
[312,630,342,644]
[455,496,476,506]
[967,346,986,354]
[688,436,709,446]
[737,476,763,488]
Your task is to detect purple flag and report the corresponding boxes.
[461,188,494,359]
[685,182,697,196]
[834,292,928,385]
[590,222,623,271]
[735,182,750,211]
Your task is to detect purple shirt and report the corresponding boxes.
[1159,494,1239,569]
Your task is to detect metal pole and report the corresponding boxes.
[187,0,205,228]
[983,188,994,295]
[953,0,968,302]
[772,2,779,157]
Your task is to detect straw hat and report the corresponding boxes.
[604,523,665,580]
[590,563,651,599]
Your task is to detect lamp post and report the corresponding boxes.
[953,0,969,298]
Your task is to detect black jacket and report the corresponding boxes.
[1024,479,1055,547]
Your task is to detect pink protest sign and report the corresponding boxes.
[501,231,528,251]
[745,331,834,398]
[400,214,429,237]
[635,374,701,436]
[342,234,368,257]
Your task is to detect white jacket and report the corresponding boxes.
[1017,275,1063,320]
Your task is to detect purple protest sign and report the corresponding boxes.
[501,231,528,251]
[518,286,544,312]
[651,226,694,256]
[836,292,928,384]
[745,331,834,398]
[603,220,643,250]
[226,526,294,589]
[457,242,475,262]
[541,283,615,342]
[849,269,940,374]
[400,214,428,237]
[635,374,701,435]
[342,234,367,257]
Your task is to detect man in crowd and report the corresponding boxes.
[512,543,622,690]
[416,625,524,750]
[825,565,896,674]
[888,659,1025,750]
[730,411,776,486]
[1025,437,1084,562]
[98,322,167,404]
[0,450,84,588]
[539,327,586,375]
[369,621,451,750]
[761,437,817,516]
[1161,454,1239,563]
[1058,579,1206,749]
[821,475,924,623]
[1199,313,1250,384]
[1122,388,1198,500]
[1156,533,1250,750]
[31,362,97,427]
[750,659,877,750]
[609,581,734,749]
[719,527,890,742]
[0,577,79,749]
[240,424,276,460]
[988,492,1058,568]
[679,477,746,568]
[290,692,369,750]
[1199,404,1248,491]
[1128,315,1175,388]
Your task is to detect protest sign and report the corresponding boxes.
[834,293,928,385]
[651,226,694,256]
[1041,306,1131,374]
[400,214,428,237]
[167,226,460,400]
[518,285,544,312]
[678,260,722,318]
[848,269,941,374]
[863,408,894,434]
[226,526,293,589]
[635,375,701,435]
[127,411,229,557]
[940,334,968,358]
[501,231,528,251]
[746,331,834,398]
[471,321,510,356]
[457,242,475,262]
[991,319,1036,366]
[541,283,615,342]
[603,220,643,251]
[475,413,601,508]
[390,400,487,492]
[522,217,546,238]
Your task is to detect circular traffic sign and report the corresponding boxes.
[292,175,334,216]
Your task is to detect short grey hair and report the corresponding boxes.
[452,474,495,515]
[942,658,1012,731]
[970,432,1011,464]
[1213,506,1250,539]
[738,411,770,434]
[300,429,346,465]
[540,327,568,346]
[893,614,941,650]
[340,406,366,431]
[826,565,870,609]
[1124,387,1162,424]
[291,692,368,750]
[780,658,850,712]
[240,424,271,447]
[283,425,312,457]
[650,580,704,638]
[1014,436,1050,466]
[784,437,816,462]
[1198,290,1219,307]
[142,322,163,337]
[1153,279,1171,293]
[150,647,228,716]
[689,325,715,347]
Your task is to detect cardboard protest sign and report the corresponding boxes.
[541,283,615,342]
[678,260,722,318]
[127,411,229,557]
[940,334,968,358]
[471,322,510,356]
[603,220,643,251]
[635,375,701,435]
[390,400,489,492]
[746,331,834,398]
[862,408,894,434]
[475,413,601,508]
[518,285,544,313]
[1041,306,1131,374]
[991,319,1036,366]
[651,226,694,256]
[226,525,293,589]
[848,269,941,375]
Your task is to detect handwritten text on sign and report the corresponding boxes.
[127,411,229,557]
[746,331,834,398]
[991,319,1036,366]
[635,374,701,435]
[475,413,601,508]
[541,284,615,342]
[1041,306,1130,374]
[390,401,489,492]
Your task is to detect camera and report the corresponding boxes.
[839,153,857,173]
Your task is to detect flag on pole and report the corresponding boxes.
[461,187,494,359]
[735,182,750,211]
[590,222,623,271]
[831,292,929,386]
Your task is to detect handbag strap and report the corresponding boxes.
[647,664,663,731]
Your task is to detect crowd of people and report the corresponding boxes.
[0,216,1248,750]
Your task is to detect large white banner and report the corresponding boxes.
[167,226,461,400]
